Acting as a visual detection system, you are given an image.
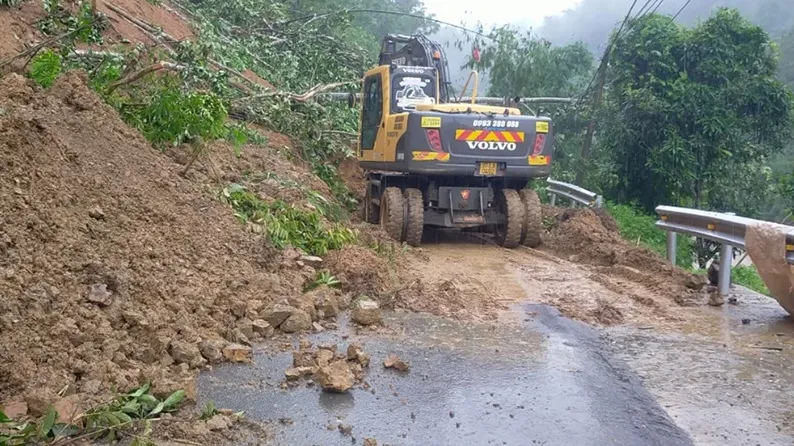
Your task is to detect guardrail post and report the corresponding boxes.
[717,212,735,295]
[595,196,603,209]
[569,200,576,209]
[666,231,677,265]
[550,193,556,207]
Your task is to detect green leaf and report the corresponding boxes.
[114,411,133,424]
[0,411,10,423]
[162,390,185,410]
[130,382,151,398]
[39,406,57,438]
[147,402,165,417]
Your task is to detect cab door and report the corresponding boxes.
[359,73,383,153]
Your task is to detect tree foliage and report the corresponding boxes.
[468,27,594,181]
[595,9,793,216]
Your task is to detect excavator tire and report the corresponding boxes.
[404,188,424,247]
[380,187,405,242]
[494,189,524,249]
[519,189,542,248]
[363,183,379,224]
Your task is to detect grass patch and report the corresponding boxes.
[732,265,770,295]
[605,202,694,269]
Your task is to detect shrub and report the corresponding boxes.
[29,50,62,88]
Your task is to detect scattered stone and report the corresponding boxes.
[449,411,455,418]
[383,354,410,372]
[263,304,296,328]
[88,205,106,220]
[285,366,315,381]
[708,292,725,307]
[232,328,252,346]
[684,274,707,291]
[236,318,255,339]
[122,310,148,327]
[279,417,294,425]
[293,350,316,368]
[317,361,354,392]
[2,401,27,419]
[707,263,720,286]
[300,255,323,268]
[742,318,751,325]
[205,414,232,431]
[299,338,313,350]
[309,285,340,318]
[52,395,82,424]
[231,300,248,318]
[727,297,738,305]
[316,348,335,367]
[24,388,57,417]
[351,299,383,326]
[338,423,353,435]
[87,283,112,307]
[313,322,325,332]
[222,343,252,362]
[251,319,274,337]
[200,339,226,363]
[170,341,206,368]
[288,294,317,321]
[280,310,313,333]
[363,438,378,446]
[347,344,370,367]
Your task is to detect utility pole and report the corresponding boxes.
[575,51,609,186]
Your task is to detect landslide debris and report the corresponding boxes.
[283,340,370,392]
[0,72,321,410]
[543,207,706,304]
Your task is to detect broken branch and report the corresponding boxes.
[234,81,358,103]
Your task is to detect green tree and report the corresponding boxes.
[596,9,793,217]
[468,27,594,180]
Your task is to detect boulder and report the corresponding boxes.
[383,354,410,372]
[87,283,113,307]
[199,339,226,363]
[280,310,312,333]
[351,299,383,326]
[170,341,206,368]
[251,319,274,337]
[263,304,296,328]
[316,361,354,392]
[222,343,252,362]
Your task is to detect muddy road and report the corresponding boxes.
[197,230,794,445]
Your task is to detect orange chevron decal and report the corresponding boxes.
[412,151,450,162]
[456,130,525,143]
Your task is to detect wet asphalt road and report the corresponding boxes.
[197,305,693,446]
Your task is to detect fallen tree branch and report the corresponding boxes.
[0,26,88,69]
[234,81,358,103]
[105,60,183,94]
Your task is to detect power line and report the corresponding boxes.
[670,0,694,22]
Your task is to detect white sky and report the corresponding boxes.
[422,0,582,28]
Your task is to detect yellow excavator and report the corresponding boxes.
[356,34,553,248]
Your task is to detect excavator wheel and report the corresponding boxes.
[380,187,405,242]
[494,189,524,249]
[519,189,542,248]
[404,188,424,247]
[363,183,379,224]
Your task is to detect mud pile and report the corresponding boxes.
[0,72,307,411]
[544,208,705,302]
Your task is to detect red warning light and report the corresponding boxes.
[461,190,470,200]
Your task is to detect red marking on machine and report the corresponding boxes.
[461,189,470,200]
[532,134,546,155]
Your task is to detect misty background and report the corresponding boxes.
[430,0,794,94]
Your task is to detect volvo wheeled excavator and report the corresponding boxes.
[356,34,553,248]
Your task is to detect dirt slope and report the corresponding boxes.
[0,72,302,410]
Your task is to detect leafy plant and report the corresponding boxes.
[127,88,228,148]
[29,49,62,88]
[733,265,771,295]
[0,0,22,7]
[305,270,341,292]
[200,401,218,421]
[606,202,694,269]
[221,184,356,256]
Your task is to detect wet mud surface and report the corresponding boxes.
[198,308,691,446]
[198,231,794,445]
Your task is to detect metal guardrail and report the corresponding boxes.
[655,205,794,295]
[546,179,603,209]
